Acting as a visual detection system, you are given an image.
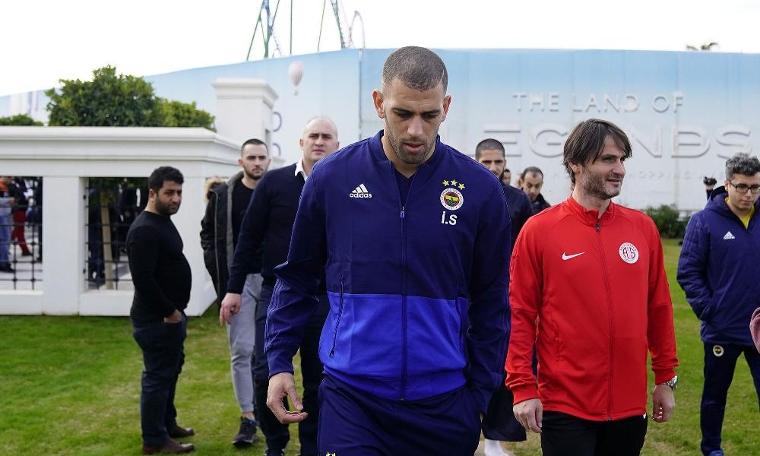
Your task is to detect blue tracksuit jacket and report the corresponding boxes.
[677,186,760,346]
[265,131,511,412]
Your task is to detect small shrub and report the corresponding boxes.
[0,114,43,126]
[644,204,690,239]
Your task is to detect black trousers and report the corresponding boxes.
[482,351,536,442]
[481,378,526,441]
[254,283,328,455]
[541,411,647,456]
[132,315,187,447]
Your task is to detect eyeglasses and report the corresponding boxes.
[729,182,760,194]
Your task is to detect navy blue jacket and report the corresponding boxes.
[677,186,760,345]
[265,131,511,412]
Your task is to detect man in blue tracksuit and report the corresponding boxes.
[264,46,511,455]
[677,152,760,456]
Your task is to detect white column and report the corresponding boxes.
[212,79,278,148]
[42,176,85,314]
[172,175,215,316]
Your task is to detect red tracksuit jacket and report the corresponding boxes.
[506,197,678,421]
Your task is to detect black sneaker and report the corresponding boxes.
[232,417,258,448]
[264,449,285,456]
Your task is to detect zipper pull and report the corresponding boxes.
[400,207,405,219]
[595,221,601,232]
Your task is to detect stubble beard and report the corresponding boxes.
[155,199,178,217]
[245,168,263,181]
[584,172,622,200]
[385,127,435,167]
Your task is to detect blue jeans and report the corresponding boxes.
[0,214,11,265]
[132,314,187,447]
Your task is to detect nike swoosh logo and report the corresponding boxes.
[561,252,585,261]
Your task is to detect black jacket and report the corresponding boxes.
[530,193,551,215]
[227,164,305,293]
[200,172,248,299]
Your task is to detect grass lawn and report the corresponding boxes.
[1,239,758,455]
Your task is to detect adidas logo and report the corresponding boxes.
[349,184,372,199]
[723,231,735,240]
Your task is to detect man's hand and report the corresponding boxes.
[267,372,308,424]
[163,309,182,324]
[652,384,675,423]
[513,398,543,433]
[220,293,241,325]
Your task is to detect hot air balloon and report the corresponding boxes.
[288,61,304,95]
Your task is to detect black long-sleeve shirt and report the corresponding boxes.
[127,211,192,322]
[227,164,304,293]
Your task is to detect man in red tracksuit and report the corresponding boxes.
[506,118,679,456]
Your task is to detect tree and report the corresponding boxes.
[158,99,215,129]
[44,66,215,287]
[0,114,43,126]
[45,66,163,127]
[45,65,214,129]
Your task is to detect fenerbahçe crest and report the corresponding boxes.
[440,179,465,211]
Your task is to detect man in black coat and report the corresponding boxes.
[475,139,531,456]
[200,138,270,447]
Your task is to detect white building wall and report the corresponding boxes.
[0,79,281,315]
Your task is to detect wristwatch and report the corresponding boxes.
[659,375,678,390]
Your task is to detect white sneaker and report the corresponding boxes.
[483,439,515,456]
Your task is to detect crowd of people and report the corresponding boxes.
[122,46,760,456]
[0,176,40,273]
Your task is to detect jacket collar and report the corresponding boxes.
[707,185,760,218]
[536,193,549,206]
[564,195,617,227]
[226,171,244,187]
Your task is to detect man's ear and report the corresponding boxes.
[372,89,385,119]
[441,94,452,121]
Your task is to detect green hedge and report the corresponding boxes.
[644,204,690,239]
[0,114,42,126]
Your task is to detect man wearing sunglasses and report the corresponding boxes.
[678,152,760,456]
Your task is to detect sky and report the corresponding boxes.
[1,0,759,95]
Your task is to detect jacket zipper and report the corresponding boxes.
[400,204,408,399]
[213,192,222,299]
[329,275,345,357]
[393,162,413,400]
[595,220,615,420]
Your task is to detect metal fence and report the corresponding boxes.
[0,176,42,290]
[84,178,147,290]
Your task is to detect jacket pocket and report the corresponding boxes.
[329,277,345,358]
[406,296,468,376]
[700,298,716,322]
